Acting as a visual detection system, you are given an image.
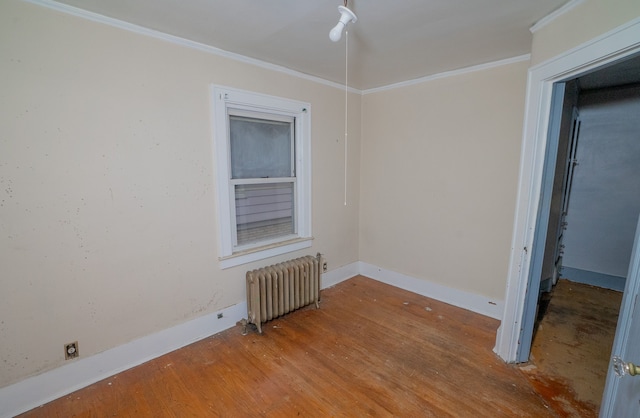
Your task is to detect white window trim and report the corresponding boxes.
[211,85,312,269]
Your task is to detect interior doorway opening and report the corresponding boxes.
[494,19,640,417]
[522,55,640,415]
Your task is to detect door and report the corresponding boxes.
[516,81,579,362]
[600,215,640,417]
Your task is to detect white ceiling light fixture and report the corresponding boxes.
[329,3,357,42]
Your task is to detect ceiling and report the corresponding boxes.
[49,0,571,91]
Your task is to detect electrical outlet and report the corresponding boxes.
[323,261,328,272]
[65,341,79,360]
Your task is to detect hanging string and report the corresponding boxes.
[344,29,349,206]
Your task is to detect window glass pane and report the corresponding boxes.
[230,116,293,179]
[235,182,295,246]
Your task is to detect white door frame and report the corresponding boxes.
[494,17,640,363]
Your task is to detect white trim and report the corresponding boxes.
[0,302,247,418]
[322,261,360,289]
[359,262,505,320]
[22,0,534,96]
[494,18,640,363]
[1,261,502,417]
[530,0,585,34]
[529,16,640,74]
[219,239,313,269]
[362,55,531,95]
[212,85,312,268]
[23,0,357,94]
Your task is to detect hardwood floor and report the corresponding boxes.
[520,279,622,418]
[19,276,555,417]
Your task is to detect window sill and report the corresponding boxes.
[219,237,313,270]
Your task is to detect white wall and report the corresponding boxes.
[0,0,360,389]
[359,60,529,300]
[563,85,640,278]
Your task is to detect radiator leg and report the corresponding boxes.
[316,252,323,302]
[246,255,322,335]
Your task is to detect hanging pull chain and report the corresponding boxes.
[344,29,349,206]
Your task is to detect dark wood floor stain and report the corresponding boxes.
[520,279,622,418]
[19,276,557,417]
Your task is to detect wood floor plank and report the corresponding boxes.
[18,276,556,417]
[520,279,621,418]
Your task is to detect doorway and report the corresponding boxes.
[526,66,640,413]
[497,51,640,418]
[532,56,640,347]
[494,20,640,367]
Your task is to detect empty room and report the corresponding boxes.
[2,0,640,416]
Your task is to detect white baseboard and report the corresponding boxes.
[1,262,501,417]
[358,262,505,320]
[321,261,359,289]
[0,303,247,418]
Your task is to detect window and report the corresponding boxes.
[212,86,312,269]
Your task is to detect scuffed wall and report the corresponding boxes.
[0,0,360,388]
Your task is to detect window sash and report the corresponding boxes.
[228,108,297,250]
[229,114,296,180]
[212,85,312,268]
[232,179,297,249]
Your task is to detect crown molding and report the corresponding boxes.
[530,0,585,34]
[363,54,531,95]
[22,0,361,94]
[23,0,536,96]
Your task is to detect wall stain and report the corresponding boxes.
[189,291,223,317]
